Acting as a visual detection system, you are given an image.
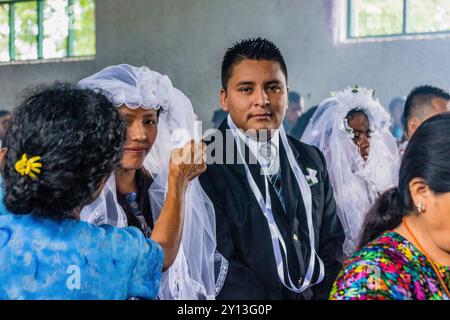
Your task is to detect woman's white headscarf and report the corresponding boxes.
[78,64,227,299]
[301,87,400,256]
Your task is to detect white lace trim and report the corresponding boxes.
[214,253,229,297]
[79,64,172,111]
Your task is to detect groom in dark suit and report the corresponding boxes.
[200,38,344,300]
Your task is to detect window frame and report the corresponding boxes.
[0,0,94,62]
[347,0,450,39]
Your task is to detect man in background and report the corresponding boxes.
[400,85,450,155]
[388,96,406,144]
[283,91,304,135]
[211,108,228,128]
[291,105,318,140]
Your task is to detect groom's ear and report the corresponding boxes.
[0,148,7,172]
[220,88,229,112]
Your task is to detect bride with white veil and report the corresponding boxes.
[301,87,400,256]
[78,64,227,299]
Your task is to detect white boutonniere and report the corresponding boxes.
[305,168,319,186]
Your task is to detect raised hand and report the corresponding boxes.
[169,140,207,189]
[152,140,207,271]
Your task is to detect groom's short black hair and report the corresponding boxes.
[221,37,288,91]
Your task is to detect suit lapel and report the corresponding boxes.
[279,142,298,220]
[287,138,306,175]
[218,121,245,178]
[280,139,308,277]
[283,138,311,242]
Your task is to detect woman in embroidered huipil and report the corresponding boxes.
[331,113,450,300]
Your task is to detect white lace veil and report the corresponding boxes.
[78,64,227,299]
[301,87,400,256]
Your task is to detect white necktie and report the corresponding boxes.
[259,142,285,212]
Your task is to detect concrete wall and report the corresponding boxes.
[1,0,449,127]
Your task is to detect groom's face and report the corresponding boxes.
[220,59,288,134]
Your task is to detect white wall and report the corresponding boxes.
[0,58,96,110]
[0,0,449,127]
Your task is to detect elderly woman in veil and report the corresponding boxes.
[301,87,400,257]
[79,64,227,299]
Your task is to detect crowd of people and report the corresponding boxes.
[0,37,449,300]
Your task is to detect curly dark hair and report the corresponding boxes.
[2,83,126,219]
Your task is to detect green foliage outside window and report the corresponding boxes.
[0,5,8,61]
[0,0,95,62]
[348,0,450,38]
[409,0,450,33]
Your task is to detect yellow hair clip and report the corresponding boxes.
[15,154,42,180]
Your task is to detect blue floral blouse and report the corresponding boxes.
[0,208,163,300]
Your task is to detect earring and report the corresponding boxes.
[417,202,424,213]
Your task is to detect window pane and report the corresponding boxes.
[71,0,95,56]
[14,0,38,60]
[43,0,68,59]
[0,4,9,62]
[351,0,403,37]
[408,0,450,33]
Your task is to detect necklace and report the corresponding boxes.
[403,218,450,298]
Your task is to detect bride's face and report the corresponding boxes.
[118,105,158,170]
[347,112,371,161]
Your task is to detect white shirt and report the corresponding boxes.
[227,115,280,176]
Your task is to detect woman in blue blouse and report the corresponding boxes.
[0,83,206,299]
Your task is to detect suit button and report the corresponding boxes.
[293,234,299,242]
[298,277,303,285]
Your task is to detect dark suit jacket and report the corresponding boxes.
[199,120,344,300]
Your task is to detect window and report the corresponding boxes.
[0,0,95,62]
[347,0,450,38]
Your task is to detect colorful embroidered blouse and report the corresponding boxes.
[330,231,450,300]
